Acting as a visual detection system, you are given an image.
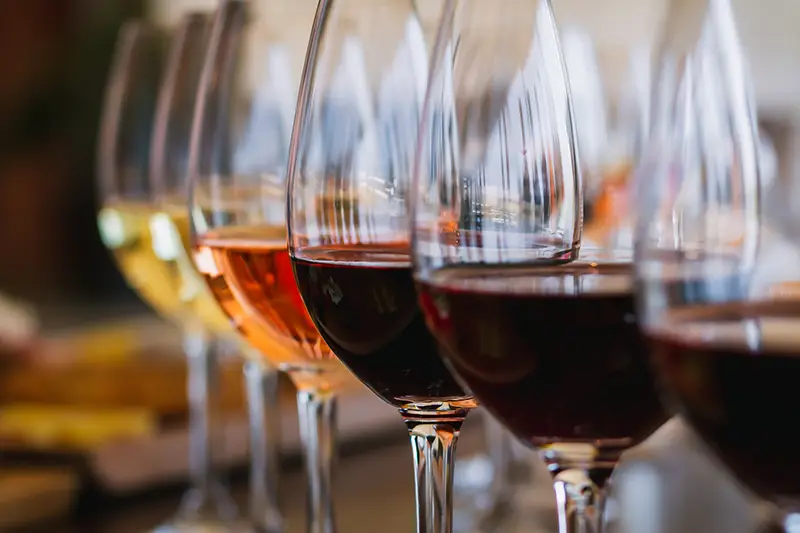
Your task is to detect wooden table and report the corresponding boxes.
[48,418,767,533]
[52,425,422,533]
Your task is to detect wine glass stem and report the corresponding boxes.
[244,359,284,533]
[182,328,230,517]
[296,388,338,533]
[553,469,605,533]
[405,417,465,533]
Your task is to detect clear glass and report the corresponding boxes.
[242,358,283,532]
[411,1,668,532]
[96,17,246,532]
[151,11,284,533]
[187,3,347,533]
[635,0,800,530]
[285,1,478,533]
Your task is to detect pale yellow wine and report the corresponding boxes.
[97,201,232,334]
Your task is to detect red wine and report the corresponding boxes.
[648,301,800,502]
[292,244,474,409]
[418,261,666,449]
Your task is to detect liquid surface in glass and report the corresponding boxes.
[198,227,348,391]
[98,200,231,334]
[648,299,800,502]
[418,261,666,449]
[293,244,475,410]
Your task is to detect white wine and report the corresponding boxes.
[98,201,231,334]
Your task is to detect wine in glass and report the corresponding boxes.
[149,11,285,532]
[412,2,667,532]
[636,0,800,530]
[97,15,279,532]
[286,2,478,533]
[188,3,349,533]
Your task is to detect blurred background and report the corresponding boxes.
[0,0,216,318]
[1,0,795,316]
[0,0,795,531]
[0,0,141,310]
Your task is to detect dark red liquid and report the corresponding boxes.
[418,262,666,448]
[648,301,800,502]
[292,245,473,409]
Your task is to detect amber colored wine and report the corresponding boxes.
[197,228,346,391]
[193,243,294,366]
[648,300,800,502]
[97,201,231,334]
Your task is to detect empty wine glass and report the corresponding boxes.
[635,0,800,531]
[412,1,668,532]
[285,1,478,533]
[150,11,283,533]
[187,3,347,533]
[97,17,246,532]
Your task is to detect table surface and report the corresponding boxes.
[48,417,768,533]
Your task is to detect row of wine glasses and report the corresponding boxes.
[98,4,522,533]
[192,3,479,533]
[277,0,794,531]
[98,0,800,532]
[97,14,283,533]
[283,1,632,532]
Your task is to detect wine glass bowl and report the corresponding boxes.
[147,10,232,338]
[413,0,665,451]
[636,0,800,521]
[196,224,347,392]
[291,242,475,411]
[97,21,170,317]
[188,0,347,390]
[417,261,662,450]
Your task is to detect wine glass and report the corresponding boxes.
[97,16,252,533]
[636,0,800,530]
[150,11,283,533]
[411,1,668,532]
[187,3,348,533]
[285,1,478,533]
